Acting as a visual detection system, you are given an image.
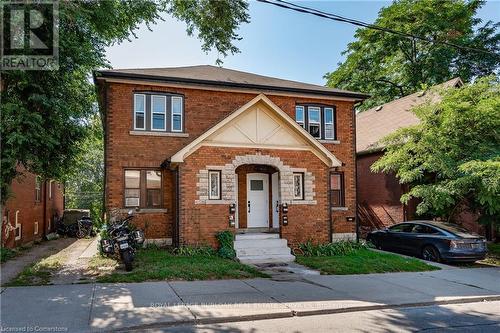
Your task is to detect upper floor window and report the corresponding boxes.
[295,105,336,140]
[35,176,42,202]
[133,93,184,132]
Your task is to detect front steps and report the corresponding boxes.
[234,233,295,264]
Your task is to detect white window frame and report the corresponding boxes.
[307,107,321,139]
[124,170,141,207]
[295,106,305,128]
[15,210,21,240]
[151,95,167,131]
[171,96,183,132]
[324,107,335,140]
[293,173,304,200]
[134,94,146,130]
[35,176,41,202]
[34,221,39,235]
[208,170,221,200]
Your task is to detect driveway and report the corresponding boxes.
[1,267,499,332]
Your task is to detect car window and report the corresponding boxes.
[389,224,413,233]
[412,225,441,234]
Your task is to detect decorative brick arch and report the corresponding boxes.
[195,154,316,205]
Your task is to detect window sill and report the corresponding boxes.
[331,206,348,211]
[318,139,340,144]
[129,130,189,137]
[292,200,317,205]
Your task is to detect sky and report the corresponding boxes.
[106,0,500,86]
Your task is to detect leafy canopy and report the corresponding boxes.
[0,0,250,203]
[325,0,500,110]
[372,76,500,223]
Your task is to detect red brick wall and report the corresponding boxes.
[2,168,64,249]
[103,81,357,244]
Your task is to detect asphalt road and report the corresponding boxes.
[143,300,500,333]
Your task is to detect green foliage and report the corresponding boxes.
[298,240,370,257]
[325,0,500,110]
[1,248,17,263]
[1,0,250,203]
[372,77,500,224]
[174,246,216,256]
[64,111,104,227]
[215,231,236,259]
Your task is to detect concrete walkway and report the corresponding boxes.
[1,267,499,332]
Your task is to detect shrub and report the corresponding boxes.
[298,240,370,257]
[216,231,236,259]
[1,248,17,263]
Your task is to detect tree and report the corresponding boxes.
[372,76,500,226]
[64,110,104,226]
[325,0,500,110]
[0,0,250,204]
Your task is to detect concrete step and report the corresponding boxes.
[235,233,279,241]
[234,238,288,249]
[238,254,296,264]
[235,246,292,257]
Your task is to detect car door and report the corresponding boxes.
[386,224,413,252]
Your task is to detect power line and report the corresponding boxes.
[257,0,499,57]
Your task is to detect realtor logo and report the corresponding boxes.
[1,0,59,70]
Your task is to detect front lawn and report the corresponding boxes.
[296,248,439,275]
[479,243,500,266]
[92,247,268,283]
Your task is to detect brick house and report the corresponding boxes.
[355,78,488,237]
[2,166,64,248]
[94,65,368,260]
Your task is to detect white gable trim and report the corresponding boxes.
[170,94,342,167]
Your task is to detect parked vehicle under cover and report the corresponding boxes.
[366,220,487,263]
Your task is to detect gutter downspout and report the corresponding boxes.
[174,165,180,248]
[353,102,362,243]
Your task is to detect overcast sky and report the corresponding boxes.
[106,0,500,85]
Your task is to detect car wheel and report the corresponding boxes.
[422,245,441,263]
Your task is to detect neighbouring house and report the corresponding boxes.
[355,78,487,237]
[1,166,64,249]
[94,65,368,261]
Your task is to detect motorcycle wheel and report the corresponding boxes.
[121,250,134,271]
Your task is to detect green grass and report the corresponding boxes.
[94,247,269,283]
[6,255,65,286]
[296,248,439,275]
[482,243,500,266]
[1,248,18,263]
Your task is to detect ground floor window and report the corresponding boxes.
[208,170,221,200]
[124,169,163,208]
[330,172,345,207]
[293,173,304,200]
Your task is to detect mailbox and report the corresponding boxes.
[228,215,235,227]
[229,203,236,214]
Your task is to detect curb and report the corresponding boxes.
[107,295,500,332]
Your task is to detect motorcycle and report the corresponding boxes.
[100,210,145,271]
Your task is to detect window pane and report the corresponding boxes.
[135,95,145,112]
[325,124,334,139]
[135,112,145,129]
[147,189,161,207]
[172,97,182,115]
[295,106,304,122]
[172,114,182,131]
[250,180,263,191]
[330,174,341,190]
[152,96,165,113]
[294,174,303,199]
[309,124,320,138]
[125,170,140,188]
[308,107,320,122]
[209,171,220,199]
[152,113,165,130]
[125,189,140,207]
[325,108,333,123]
[331,190,341,207]
[146,171,161,189]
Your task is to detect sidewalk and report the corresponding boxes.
[1,267,499,332]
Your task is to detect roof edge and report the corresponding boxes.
[94,70,370,100]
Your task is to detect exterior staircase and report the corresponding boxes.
[234,233,295,264]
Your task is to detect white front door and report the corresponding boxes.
[247,173,269,228]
